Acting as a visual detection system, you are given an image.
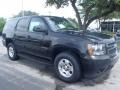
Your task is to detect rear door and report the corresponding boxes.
[26,17,51,58]
[14,17,30,53]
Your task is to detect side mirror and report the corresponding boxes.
[33,25,48,34]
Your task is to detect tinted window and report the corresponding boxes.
[3,18,18,32]
[29,18,46,32]
[16,18,29,32]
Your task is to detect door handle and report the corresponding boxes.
[27,35,40,42]
[27,35,31,41]
[27,35,31,38]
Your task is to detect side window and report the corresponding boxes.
[29,18,46,32]
[16,18,29,32]
[3,19,18,32]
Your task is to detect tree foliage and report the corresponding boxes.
[103,11,120,19]
[14,10,39,17]
[46,0,120,29]
[0,17,6,32]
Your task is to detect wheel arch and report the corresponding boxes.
[6,38,13,47]
[51,45,81,62]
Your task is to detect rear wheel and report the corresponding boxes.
[54,52,81,82]
[7,43,19,61]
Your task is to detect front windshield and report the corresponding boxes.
[45,17,77,32]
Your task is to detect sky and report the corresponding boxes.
[0,0,98,28]
[0,0,75,19]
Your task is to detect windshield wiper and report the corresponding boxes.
[57,28,79,31]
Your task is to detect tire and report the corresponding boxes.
[54,51,81,83]
[7,43,19,61]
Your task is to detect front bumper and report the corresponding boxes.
[81,54,119,79]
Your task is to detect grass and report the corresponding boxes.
[117,41,120,49]
[102,30,115,36]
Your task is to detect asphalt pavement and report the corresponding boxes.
[0,37,120,90]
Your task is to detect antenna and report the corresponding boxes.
[22,0,24,17]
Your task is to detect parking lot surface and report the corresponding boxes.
[0,37,120,90]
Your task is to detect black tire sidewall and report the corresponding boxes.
[54,52,81,83]
[7,43,18,60]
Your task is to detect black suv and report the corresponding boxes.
[2,16,119,82]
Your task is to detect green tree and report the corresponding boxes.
[0,17,6,33]
[14,10,39,17]
[46,0,120,30]
[103,11,120,19]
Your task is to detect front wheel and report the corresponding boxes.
[54,52,81,83]
[7,43,19,61]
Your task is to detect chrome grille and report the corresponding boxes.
[106,42,117,58]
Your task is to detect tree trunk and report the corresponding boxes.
[70,0,115,30]
[70,1,82,29]
[86,9,115,28]
[80,24,87,30]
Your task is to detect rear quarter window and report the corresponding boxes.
[3,19,18,33]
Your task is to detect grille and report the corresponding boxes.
[116,34,120,37]
[109,48,116,54]
[106,42,117,58]
[107,42,115,48]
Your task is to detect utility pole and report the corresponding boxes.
[22,0,24,17]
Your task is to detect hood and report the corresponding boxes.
[84,32,112,41]
[60,30,113,42]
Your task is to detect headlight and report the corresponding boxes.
[87,43,106,56]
